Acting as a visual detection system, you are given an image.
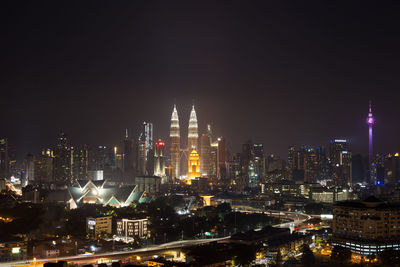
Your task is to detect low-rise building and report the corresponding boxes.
[86,216,113,239]
[116,218,148,239]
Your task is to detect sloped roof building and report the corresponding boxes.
[68,180,145,209]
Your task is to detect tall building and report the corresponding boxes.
[170,104,180,178]
[200,131,212,176]
[330,139,352,186]
[53,133,73,184]
[154,139,166,177]
[139,122,154,159]
[241,141,264,188]
[217,137,227,179]
[188,149,200,181]
[188,105,198,150]
[34,149,53,183]
[73,145,89,181]
[366,101,375,184]
[123,129,136,181]
[0,138,8,179]
[137,140,147,175]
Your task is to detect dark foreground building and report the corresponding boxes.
[332,196,400,255]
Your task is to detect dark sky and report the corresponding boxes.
[2,1,400,159]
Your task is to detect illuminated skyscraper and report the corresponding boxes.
[154,139,166,177]
[188,149,200,180]
[170,104,180,178]
[200,132,212,176]
[139,122,153,159]
[188,105,198,150]
[329,139,352,186]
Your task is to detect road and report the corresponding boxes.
[3,210,311,267]
[2,237,229,267]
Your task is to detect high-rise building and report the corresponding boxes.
[170,104,180,178]
[188,105,198,150]
[139,122,154,159]
[240,141,264,188]
[217,137,227,179]
[53,133,73,184]
[137,140,147,175]
[330,139,352,186]
[200,132,212,176]
[154,139,166,177]
[25,153,35,184]
[0,138,8,179]
[123,129,136,181]
[73,145,89,181]
[188,149,200,181]
[34,149,53,183]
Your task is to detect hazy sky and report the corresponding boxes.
[2,1,400,159]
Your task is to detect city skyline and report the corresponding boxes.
[2,2,400,159]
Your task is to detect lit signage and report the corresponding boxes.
[12,247,20,254]
[88,219,96,226]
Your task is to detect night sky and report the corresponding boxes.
[2,1,400,159]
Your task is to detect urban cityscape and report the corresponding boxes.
[2,2,400,267]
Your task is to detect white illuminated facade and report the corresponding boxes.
[170,104,180,178]
[116,218,148,240]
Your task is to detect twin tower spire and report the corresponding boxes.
[169,104,198,178]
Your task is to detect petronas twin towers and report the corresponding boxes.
[169,104,198,178]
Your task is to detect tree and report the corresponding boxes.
[232,245,257,266]
[300,244,315,266]
[379,249,400,266]
[331,246,351,263]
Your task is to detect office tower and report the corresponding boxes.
[139,122,154,159]
[25,154,35,184]
[0,138,8,179]
[73,145,89,180]
[53,132,73,184]
[137,140,146,175]
[384,153,400,184]
[287,146,296,171]
[154,139,166,177]
[34,149,53,183]
[252,143,265,181]
[170,104,180,178]
[123,129,136,180]
[89,145,113,171]
[217,137,227,179]
[329,139,349,166]
[188,105,198,150]
[146,148,155,176]
[241,141,264,188]
[316,146,329,180]
[188,149,200,180]
[210,141,218,177]
[330,139,352,186]
[200,133,212,176]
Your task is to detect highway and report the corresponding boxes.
[2,237,229,267]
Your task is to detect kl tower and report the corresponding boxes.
[366,101,375,169]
